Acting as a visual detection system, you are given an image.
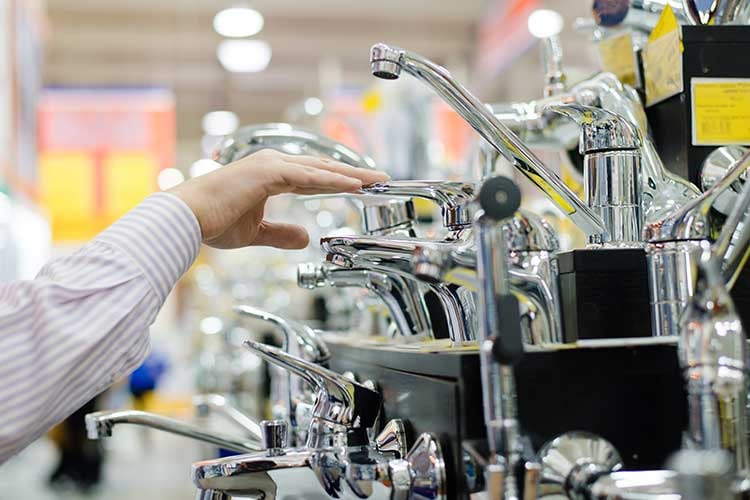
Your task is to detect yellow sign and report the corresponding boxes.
[596,32,637,87]
[102,152,157,224]
[643,29,684,106]
[691,78,750,145]
[648,4,682,46]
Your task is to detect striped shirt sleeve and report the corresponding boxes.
[0,192,201,463]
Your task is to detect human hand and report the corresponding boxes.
[169,149,389,249]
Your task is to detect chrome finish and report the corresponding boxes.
[243,339,381,449]
[701,146,748,216]
[588,470,679,499]
[361,198,417,235]
[321,234,477,345]
[683,0,721,24]
[360,180,476,231]
[297,262,432,338]
[85,410,261,453]
[646,149,750,337]
[260,419,288,454]
[669,449,736,500]
[374,418,407,459]
[213,122,376,169]
[536,431,623,499]
[492,72,700,225]
[405,433,447,500]
[541,35,566,98]
[234,305,329,437]
[545,103,643,246]
[192,394,262,440]
[369,42,607,238]
[592,0,691,31]
[713,180,750,288]
[679,246,750,474]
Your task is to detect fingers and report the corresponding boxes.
[253,221,310,249]
[278,153,390,185]
[264,164,364,197]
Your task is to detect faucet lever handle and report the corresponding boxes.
[543,103,640,152]
[244,340,381,431]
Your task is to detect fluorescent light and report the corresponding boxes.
[527,9,564,39]
[304,97,324,116]
[217,39,271,73]
[202,110,239,136]
[213,7,264,38]
[190,159,221,178]
[157,168,185,190]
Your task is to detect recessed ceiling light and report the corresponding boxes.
[202,110,239,136]
[217,39,272,73]
[527,9,564,39]
[157,168,185,190]
[213,7,264,38]
[304,97,324,116]
[190,159,221,178]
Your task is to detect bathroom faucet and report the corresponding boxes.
[191,340,447,499]
[370,42,607,240]
[85,410,262,454]
[645,149,750,337]
[297,262,432,339]
[193,394,262,438]
[234,305,330,443]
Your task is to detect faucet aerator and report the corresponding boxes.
[371,61,401,79]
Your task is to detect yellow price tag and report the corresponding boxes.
[648,4,682,45]
[643,29,684,106]
[596,32,637,87]
[691,78,750,145]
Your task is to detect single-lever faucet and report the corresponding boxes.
[492,72,701,225]
[234,305,329,444]
[191,340,447,499]
[85,410,262,453]
[413,209,564,345]
[369,42,607,240]
[297,262,432,339]
[645,149,750,337]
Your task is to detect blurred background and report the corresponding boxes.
[0,0,601,497]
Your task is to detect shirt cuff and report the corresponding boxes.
[95,192,202,301]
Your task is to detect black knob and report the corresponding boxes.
[478,176,521,221]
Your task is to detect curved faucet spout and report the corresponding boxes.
[370,42,606,238]
[85,410,261,453]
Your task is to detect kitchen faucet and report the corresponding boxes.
[191,340,447,499]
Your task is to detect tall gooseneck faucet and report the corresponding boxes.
[369,43,607,240]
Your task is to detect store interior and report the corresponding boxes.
[1,0,749,498]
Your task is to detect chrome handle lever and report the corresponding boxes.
[358,180,477,230]
[243,340,381,435]
[543,103,640,153]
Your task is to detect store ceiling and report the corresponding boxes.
[44,0,483,151]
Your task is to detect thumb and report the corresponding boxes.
[254,221,310,249]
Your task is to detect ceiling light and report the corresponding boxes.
[217,39,271,73]
[213,7,264,38]
[190,158,221,178]
[304,97,324,116]
[202,110,239,136]
[527,9,564,39]
[157,168,185,190]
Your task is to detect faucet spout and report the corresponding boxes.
[193,394,262,440]
[370,42,606,238]
[85,410,261,453]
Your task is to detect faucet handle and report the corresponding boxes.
[244,340,381,433]
[359,180,477,230]
[543,103,640,153]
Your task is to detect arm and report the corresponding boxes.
[0,193,199,462]
[0,148,389,463]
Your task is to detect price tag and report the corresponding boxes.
[596,32,637,87]
[691,78,750,145]
[643,29,683,106]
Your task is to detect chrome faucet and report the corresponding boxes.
[645,149,750,337]
[234,305,330,443]
[370,42,607,240]
[85,409,262,453]
[191,340,448,499]
[413,209,564,346]
[679,243,750,475]
[297,262,432,339]
[491,72,701,226]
